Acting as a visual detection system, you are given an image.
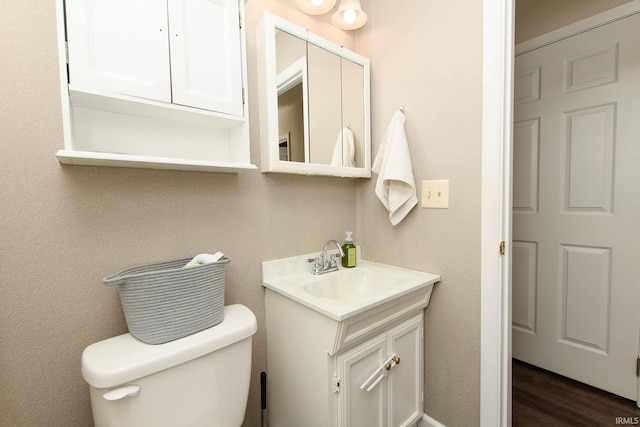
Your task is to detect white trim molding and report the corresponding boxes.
[481,0,513,426]
[419,413,446,427]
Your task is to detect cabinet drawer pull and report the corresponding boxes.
[360,353,400,392]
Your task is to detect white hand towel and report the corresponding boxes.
[330,127,356,167]
[372,110,417,225]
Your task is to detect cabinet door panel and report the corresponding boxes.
[388,315,423,427]
[168,0,244,116]
[336,334,386,427]
[65,0,170,102]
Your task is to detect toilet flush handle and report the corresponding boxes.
[103,385,140,401]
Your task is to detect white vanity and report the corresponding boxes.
[262,253,440,427]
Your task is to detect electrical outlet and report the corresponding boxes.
[421,179,449,209]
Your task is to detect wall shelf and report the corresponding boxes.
[55,150,257,173]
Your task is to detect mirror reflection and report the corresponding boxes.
[276,30,308,163]
[276,31,365,167]
[259,12,371,177]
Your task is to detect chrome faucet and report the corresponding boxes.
[310,240,345,275]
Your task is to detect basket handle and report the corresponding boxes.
[102,273,127,286]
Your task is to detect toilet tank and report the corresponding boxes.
[82,304,257,427]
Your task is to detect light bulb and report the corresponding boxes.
[342,9,356,24]
[310,0,323,6]
[331,0,367,29]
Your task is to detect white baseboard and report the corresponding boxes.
[418,413,446,427]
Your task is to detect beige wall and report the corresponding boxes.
[515,0,633,43]
[0,1,482,426]
[357,1,482,424]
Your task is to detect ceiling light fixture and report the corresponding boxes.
[331,0,367,30]
[296,0,337,16]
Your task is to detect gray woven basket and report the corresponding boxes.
[103,256,229,345]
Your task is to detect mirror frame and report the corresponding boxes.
[257,12,371,178]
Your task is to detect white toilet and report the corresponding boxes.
[82,304,257,427]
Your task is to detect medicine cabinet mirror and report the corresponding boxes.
[257,12,371,177]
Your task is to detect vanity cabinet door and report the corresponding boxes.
[168,0,244,116]
[387,315,424,427]
[65,0,171,102]
[336,334,387,427]
[335,314,424,427]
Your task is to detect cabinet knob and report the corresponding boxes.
[385,356,400,371]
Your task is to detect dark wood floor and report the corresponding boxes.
[512,359,640,426]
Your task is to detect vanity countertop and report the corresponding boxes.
[262,253,441,321]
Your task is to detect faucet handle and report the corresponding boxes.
[328,253,339,268]
[308,256,322,267]
[309,256,323,274]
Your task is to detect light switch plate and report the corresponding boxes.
[421,179,449,208]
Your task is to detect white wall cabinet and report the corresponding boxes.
[65,0,171,105]
[55,0,255,172]
[264,289,427,427]
[167,0,243,115]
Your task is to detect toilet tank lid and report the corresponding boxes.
[81,304,257,389]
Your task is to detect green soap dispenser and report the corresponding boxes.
[342,231,357,268]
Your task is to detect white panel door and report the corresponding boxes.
[513,12,640,399]
[168,0,244,116]
[65,0,171,102]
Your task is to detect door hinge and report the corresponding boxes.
[242,87,246,105]
[636,356,639,377]
[499,241,505,256]
[333,375,340,393]
[239,11,242,29]
[65,41,69,64]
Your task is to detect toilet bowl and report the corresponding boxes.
[82,304,257,427]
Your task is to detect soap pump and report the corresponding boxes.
[341,231,357,268]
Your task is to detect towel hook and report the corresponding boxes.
[399,105,405,113]
[347,123,351,130]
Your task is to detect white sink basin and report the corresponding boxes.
[303,265,417,300]
[262,253,441,321]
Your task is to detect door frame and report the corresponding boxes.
[481,0,514,425]
[480,1,640,425]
